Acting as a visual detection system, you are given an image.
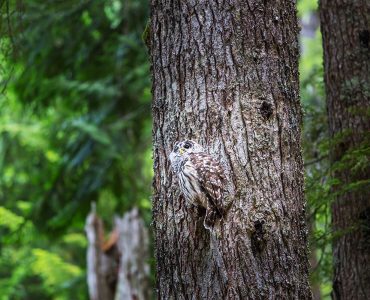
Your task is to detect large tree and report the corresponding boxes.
[150,0,312,298]
[319,1,370,299]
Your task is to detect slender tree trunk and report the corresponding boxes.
[114,208,151,300]
[85,205,151,300]
[86,205,115,300]
[150,0,311,298]
[319,1,370,299]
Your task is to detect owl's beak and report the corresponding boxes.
[179,148,184,155]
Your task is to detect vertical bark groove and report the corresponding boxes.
[151,0,311,298]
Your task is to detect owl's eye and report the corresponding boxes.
[184,142,191,149]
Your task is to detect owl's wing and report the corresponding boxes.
[189,152,227,215]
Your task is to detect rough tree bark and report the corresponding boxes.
[150,0,311,299]
[319,1,370,299]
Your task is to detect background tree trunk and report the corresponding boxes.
[86,204,115,300]
[85,205,151,300]
[114,208,151,300]
[319,1,370,299]
[150,0,311,299]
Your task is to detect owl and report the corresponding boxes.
[169,140,228,229]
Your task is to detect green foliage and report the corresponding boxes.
[1,0,151,224]
[0,206,25,231]
[298,1,333,298]
[31,248,83,298]
[0,205,86,299]
[1,0,150,298]
[297,0,318,17]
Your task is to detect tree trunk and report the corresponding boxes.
[85,205,151,300]
[86,204,115,300]
[150,0,311,299]
[319,1,370,299]
[114,208,151,300]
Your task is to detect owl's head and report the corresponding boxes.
[169,140,204,172]
[173,140,204,155]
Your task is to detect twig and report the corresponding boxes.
[304,155,328,167]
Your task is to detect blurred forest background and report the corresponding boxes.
[0,0,335,299]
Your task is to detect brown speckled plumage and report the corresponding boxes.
[169,140,228,229]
